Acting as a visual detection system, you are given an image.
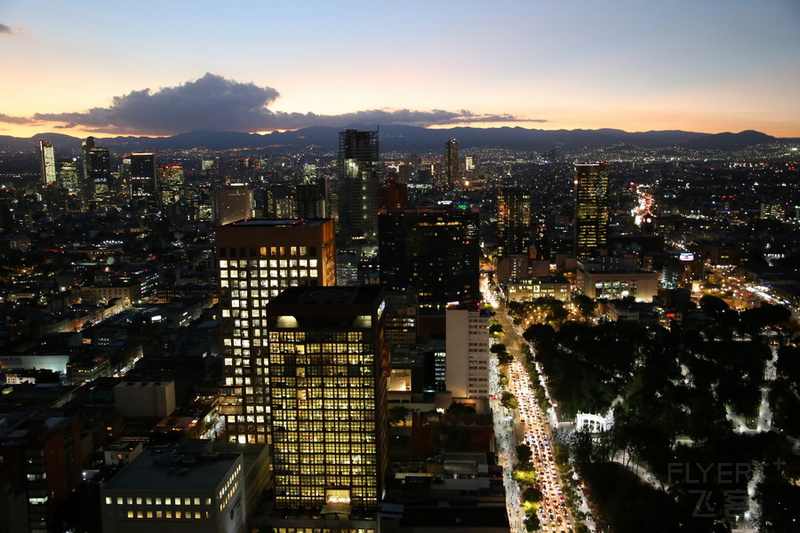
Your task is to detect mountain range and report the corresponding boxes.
[0,125,790,155]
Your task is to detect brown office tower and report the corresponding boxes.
[265,286,388,513]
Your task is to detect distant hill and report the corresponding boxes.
[0,126,783,156]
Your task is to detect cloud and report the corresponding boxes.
[0,24,24,36]
[0,113,34,124]
[30,73,543,134]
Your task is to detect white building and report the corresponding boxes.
[445,308,490,399]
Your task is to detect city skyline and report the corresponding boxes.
[2,1,799,139]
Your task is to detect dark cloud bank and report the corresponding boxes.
[20,73,541,135]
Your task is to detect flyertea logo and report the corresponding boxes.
[667,460,785,518]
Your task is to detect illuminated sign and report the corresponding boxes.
[679,253,694,262]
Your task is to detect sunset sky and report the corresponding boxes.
[2,0,799,138]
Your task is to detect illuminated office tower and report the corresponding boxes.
[57,161,81,194]
[573,163,610,257]
[444,138,459,186]
[378,205,480,310]
[337,129,380,244]
[465,153,476,172]
[157,164,184,206]
[216,219,336,445]
[39,140,56,185]
[82,137,111,204]
[265,285,388,512]
[497,187,532,258]
[214,184,254,226]
[130,152,158,211]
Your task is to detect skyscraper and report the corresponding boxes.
[214,184,254,226]
[82,137,111,205]
[297,171,329,220]
[130,152,158,212]
[573,163,610,257]
[39,140,56,185]
[57,160,81,194]
[157,163,184,206]
[265,285,388,512]
[378,205,481,310]
[216,219,336,445]
[445,138,459,186]
[497,187,532,258]
[337,129,380,244]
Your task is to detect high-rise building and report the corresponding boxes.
[497,187,532,258]
[573,163,610,257]
[214,184,254,226]
[82,137,111,205]
[265,285,388,512]
[263,185,297,219]
[378,205,481,310]
[445,307,490,399]
[297,172,329,220]
[38,140,56,185]
[57,160,81,194]
[465,154,476,172]
[216,219,336,445]
[0,416,83,533]
[445,138,459,186]
[130,152,158,212]
[337,129,380,244]
[157,164,184,206]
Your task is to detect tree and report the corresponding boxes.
[490,343,508,354]
[489,323,504,336]
[501,391,518,410]
[516,443,533,464]
[573,294,597,320]
[388,405,410,426]
[447,402,477,415]
[522,486,543,503]
[699,294,729,315]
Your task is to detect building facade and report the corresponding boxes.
[39,140,56,185]
[378,206,481,311]
[130,152,158,212]
[265,286,388,512]
[214,185,254,227]
[497,187,532,258]
[82,137,111,206]
[337,129,381,244]
[216,219,336,444]
[445,308,490,399]
[100,444,246,533]
[573,163,610,257]
[444,138,459,186]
